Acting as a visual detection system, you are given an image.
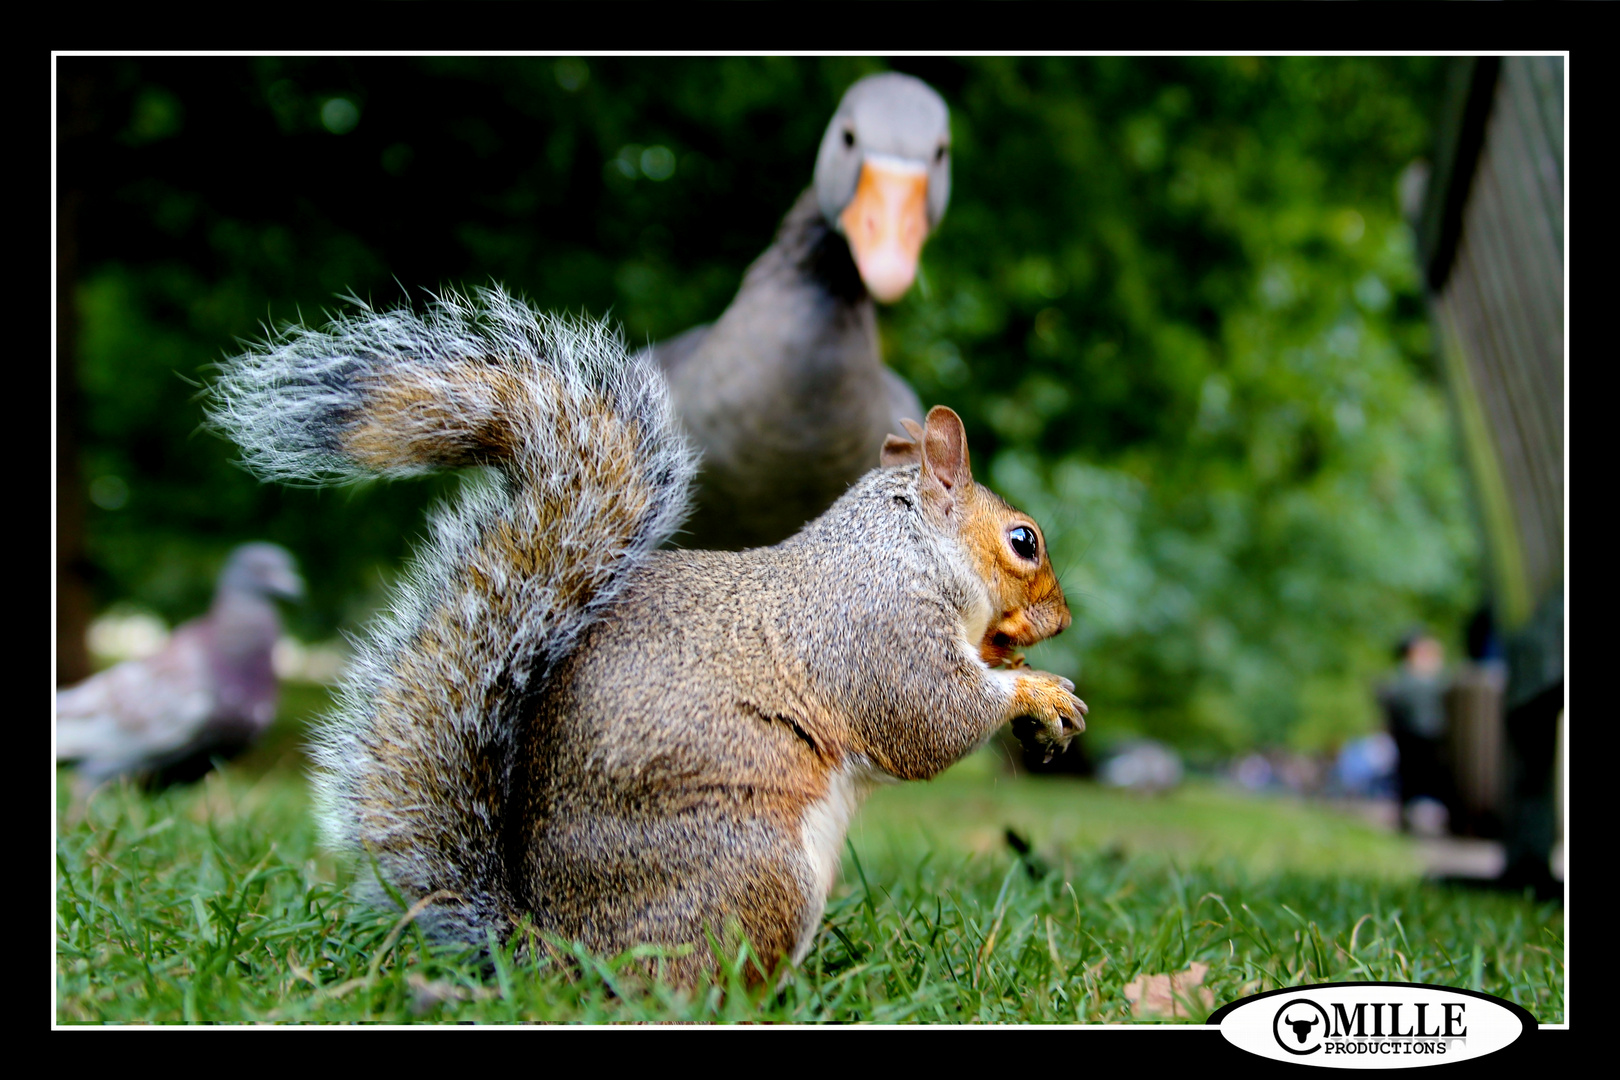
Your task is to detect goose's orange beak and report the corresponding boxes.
[839,158,930,304]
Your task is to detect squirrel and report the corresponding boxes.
[208,285,1085,986]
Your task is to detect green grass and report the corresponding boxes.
[55,683,1564,1025]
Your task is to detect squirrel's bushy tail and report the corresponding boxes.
[209,285,695,946]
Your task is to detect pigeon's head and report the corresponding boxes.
[815,72,951,304]
[219,543,305,601]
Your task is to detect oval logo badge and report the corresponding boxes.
[1208,982,1535,1067]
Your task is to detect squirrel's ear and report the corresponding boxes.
[880,418,927,467]
[881,433,918,467]
[918,406,972,519]
[922,406,972,488]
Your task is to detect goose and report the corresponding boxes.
[646,71,951,550]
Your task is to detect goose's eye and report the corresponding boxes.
[843,127,856,149]
[935,144,947,164]
[1008,526,1039,561]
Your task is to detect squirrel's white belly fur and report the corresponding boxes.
[793,754,888,964]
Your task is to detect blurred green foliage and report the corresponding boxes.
[59,56,1477,755]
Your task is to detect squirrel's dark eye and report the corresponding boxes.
[842,127,856,149]
[1008,526,1039,561]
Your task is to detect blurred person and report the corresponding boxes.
[1378,629,1453,835]
[1333,731,1398,799]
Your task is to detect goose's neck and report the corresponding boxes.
[741,188,869,308]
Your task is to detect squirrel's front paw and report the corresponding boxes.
[1007,670,1087,763]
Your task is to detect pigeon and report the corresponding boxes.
[55,542,304,788]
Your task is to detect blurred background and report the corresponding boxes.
[55,57,1563,879]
